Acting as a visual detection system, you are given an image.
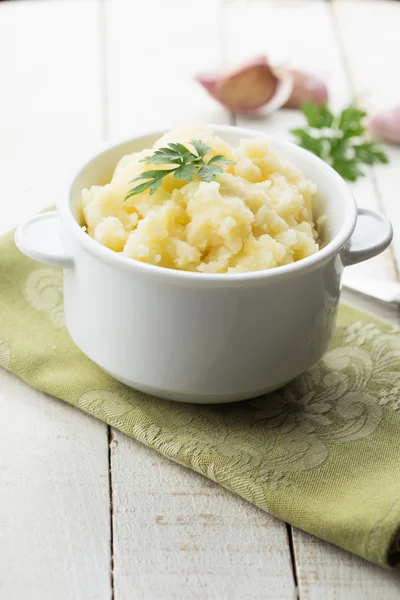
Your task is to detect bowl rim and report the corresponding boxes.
[60,124,357,286]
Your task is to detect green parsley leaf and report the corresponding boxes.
[291,129,326,158]
[125,181,153,199]
[144,148,183,165]
[173,164,197,181]
[292,102,389,182]
[191,139,212,158]
[207,154,235,165]
[331,158,365,182]
[125,141,235,199]
[133,169,174,181]
[167,142,191,155]
[353,142,389,165]
[303,101,334,128]
[339,106,366,138]
[329,136,349,160]
[197,163,223,182]
[126,169,175,198]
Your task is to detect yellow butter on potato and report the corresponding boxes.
[81,126,319,273]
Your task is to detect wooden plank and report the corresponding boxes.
[105,0,231,140]
[104,1,295,596]
[291,530,400,600]
[226,0,396,282]
[0,2,111,599]
[226,0,400,596]
[0,0,103,232]
[110,434,295,600]
[333,0,400,279]
[282,1,400,596]
[0,373,111,600]
[311,8,400,595]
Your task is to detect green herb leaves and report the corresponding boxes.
[125,139,234,200]
[126,169,175,196]
[302,102,334,129]
[292,102,388,182]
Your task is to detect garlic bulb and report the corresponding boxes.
[369,105,400,144]
[196,56,329,116]
[196,55,292,115]
[284,69,328,108]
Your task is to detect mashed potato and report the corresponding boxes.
[81,126,319,273]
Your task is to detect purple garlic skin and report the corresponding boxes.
[369,105,400,144]
[196,56,281,114]
[284,69,328,108]
[196,56,329,115]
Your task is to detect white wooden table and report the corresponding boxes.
[1,0,400,598]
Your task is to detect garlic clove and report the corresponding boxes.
[369,105,400,144]
[283,69,328,108]
[196,55,293,115]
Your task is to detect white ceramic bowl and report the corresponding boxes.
[15,125,392,403]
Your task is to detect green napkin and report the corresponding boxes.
[1,227,400,568]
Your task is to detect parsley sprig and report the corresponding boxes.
[292,102,388,182]
[125,139,234,200]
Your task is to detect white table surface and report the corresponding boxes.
[1,0,400,598]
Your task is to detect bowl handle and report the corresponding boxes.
[14,211,74,269]
[341,207,393,267]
